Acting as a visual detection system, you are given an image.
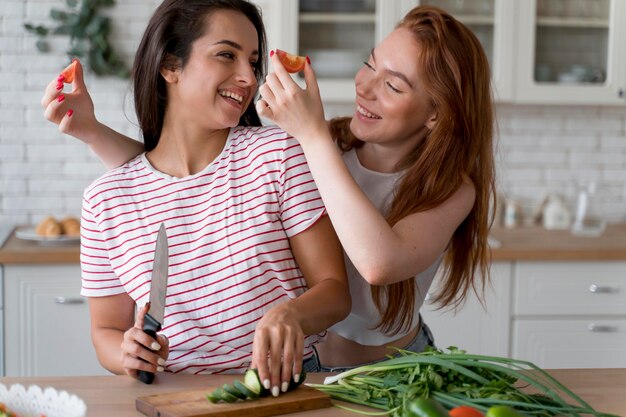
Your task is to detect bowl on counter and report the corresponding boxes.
[0,384,86,417]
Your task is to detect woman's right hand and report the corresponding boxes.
[120,303,169,379]
[41,59,99,143]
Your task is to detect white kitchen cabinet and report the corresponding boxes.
[421,262,512,357]
[256,0,626,104]
[252,0,417,101]
[511,261,626,368]
[513,0,626,104]
[4,264,108,376]
[422,259,626,368]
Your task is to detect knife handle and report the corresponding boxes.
[137,313,162,385]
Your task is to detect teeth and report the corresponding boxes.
[357,105,381,119]
[219,90,243,103]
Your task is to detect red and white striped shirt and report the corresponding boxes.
[80,126,326,374]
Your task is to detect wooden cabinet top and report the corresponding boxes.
[2,224,626,265]
[490,224,626,261]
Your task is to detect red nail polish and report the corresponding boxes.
[306,56,311,65]
[270,50,274,57]
[57,75,65,82]
[57,94,65,103]
[56,82,63,90]
[67,109,74,117]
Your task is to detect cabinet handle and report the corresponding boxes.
[588,284,618,294]
[619,89,624,98]
[588,323,618,333]
[55,296,85,304]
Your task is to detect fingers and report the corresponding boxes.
[120,326,166,378]
[41,75,64,109]
[71,59,86,92]
[302,58,320,98]
[269,52,301,95]
[252,329,271,395]
[135,302,150,329]
[255,99,274,120]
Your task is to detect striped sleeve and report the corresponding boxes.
[277,137,326,237]
[80,194,126,297]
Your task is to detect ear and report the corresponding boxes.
[160,54,181,84]
[160,67,178,84]
[425,110,437,130]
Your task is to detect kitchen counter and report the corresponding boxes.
[0,230,79,264]
[490,223,626,261]
[2,223,626,264]
[0,369,625,416]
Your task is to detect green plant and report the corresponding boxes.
[24,0,128,78]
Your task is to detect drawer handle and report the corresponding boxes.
[588,323,618,333]
[55,296,85,305]
[589,284,618,294]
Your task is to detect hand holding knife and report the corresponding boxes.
[138,223,169,384]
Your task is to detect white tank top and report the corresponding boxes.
[329,148,441,346]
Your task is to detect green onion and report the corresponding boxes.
[308,347,619,417]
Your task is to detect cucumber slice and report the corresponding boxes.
[233,380,259,400]
[244,369,270,397]
[206,386,224,403]
[220,390,239,403]
[222,383,246,400]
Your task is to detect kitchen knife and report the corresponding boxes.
[138,223,169,385]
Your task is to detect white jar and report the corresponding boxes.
[542,195,571,230]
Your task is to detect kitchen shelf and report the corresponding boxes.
[455,14,494,25]
[536,16,609,28]
[299,12,375,24]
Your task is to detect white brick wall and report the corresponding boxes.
[1,0,625,228]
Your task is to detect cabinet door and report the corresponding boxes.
[255,0,415,102]
[420,262,512,356]
[513,319,626,368]
[513,0,626,104]
[4,265,108,376]
[419,0,515,101]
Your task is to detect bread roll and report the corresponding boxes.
[36,216,62,237]
[60,216,81,236]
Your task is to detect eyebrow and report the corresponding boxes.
[213,39,259,56]
[371,48,413,89]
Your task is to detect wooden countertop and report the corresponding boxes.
[0,369,624,416]
[0,230,79,264]
[2,224,626,264]
[490,223,626,261]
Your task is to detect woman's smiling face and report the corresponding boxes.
[165,9,259,130]
[350,27,437,149]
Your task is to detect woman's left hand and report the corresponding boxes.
[256,52,328,146]
[250,302,304,397]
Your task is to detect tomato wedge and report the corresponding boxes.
[61,60,77,83]
[450,405,484,417]
[275,49,306,73]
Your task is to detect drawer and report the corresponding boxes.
[513,261,626,315]
[512,318,626,369]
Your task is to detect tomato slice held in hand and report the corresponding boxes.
[275,49,306,73]
[450,405,484,417]
[61,60,77,83]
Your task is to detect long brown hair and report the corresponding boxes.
[330,6,495,335]
[133,0,267,151]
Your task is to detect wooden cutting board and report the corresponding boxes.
[136,385,332,417]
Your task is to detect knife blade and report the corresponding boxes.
[138,223,169,384]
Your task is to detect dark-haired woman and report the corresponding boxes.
[42,0,350,395]
[42,5,495,373]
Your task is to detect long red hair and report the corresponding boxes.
[330,6,496,335]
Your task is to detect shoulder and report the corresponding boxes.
[231,125,300,151]
[230,126,305,161]
[83,154,147,202]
